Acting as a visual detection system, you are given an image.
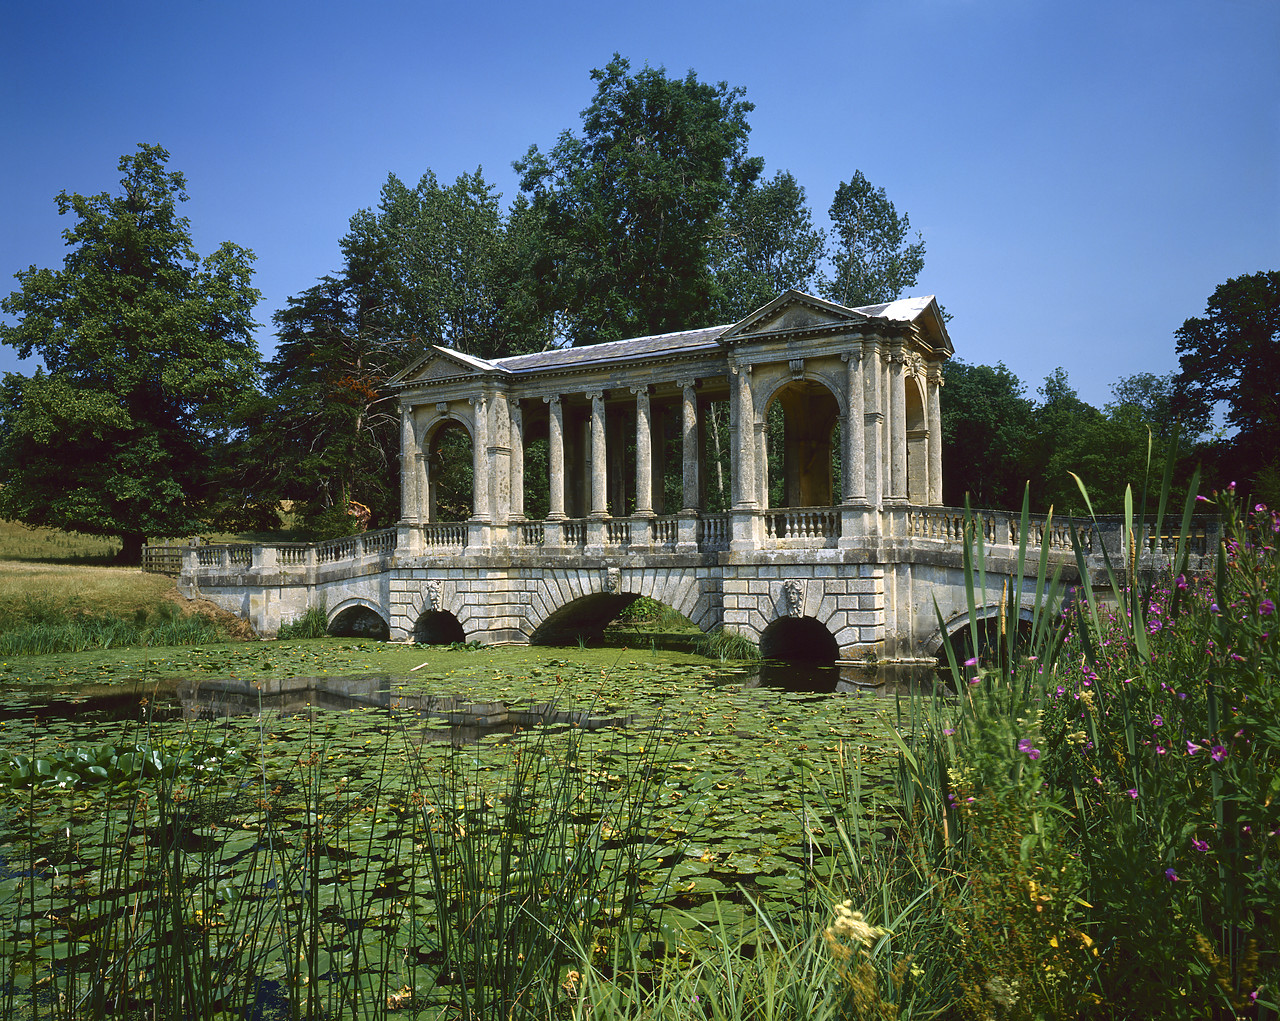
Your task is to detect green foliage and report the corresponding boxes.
[1173,270,1280,504]
[515,54,764,345]
[275,603,329,640]
[821,170,925,308]
[0,145,261,563]
[0,734,248,792]
[0,598,225,655]
[694,626,761,662]
[940,360,1035,509]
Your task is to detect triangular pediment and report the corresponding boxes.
[718,290,871,345]
[389,346,506,388]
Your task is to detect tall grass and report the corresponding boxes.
[0,599,225,655]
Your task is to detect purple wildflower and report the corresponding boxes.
[1152,715,1163,727]
[1166,868,1180,881]
[1017,738,1041,761]
[1211,746,1226,762]
[1187,741,1201,755]
[1261,598,1274,617]
[1127,789,1138,799]
[1192,838,1209,852]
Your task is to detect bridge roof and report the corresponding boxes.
[388,291,950,388]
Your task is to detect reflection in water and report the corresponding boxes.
[740,660,943,696]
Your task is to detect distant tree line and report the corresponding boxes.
[0,57,1275,558]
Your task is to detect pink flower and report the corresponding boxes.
[1211,746,1227,762]
[1127,789,1138,799]
[1192,838,1209,852]
[1152,715,1164,727]
[1261,598,1274,617]
[1166,868,1180,881]
[1187,741,1202,755]
[964,657,978,667]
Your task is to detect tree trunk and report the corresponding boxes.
[117,533,145,566]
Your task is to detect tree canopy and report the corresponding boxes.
[821,170,926,308]
[0,144,260,562]
[1172,270,1280,501]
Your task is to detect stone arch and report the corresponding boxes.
[422,414,475,522]
[905,374,928,504]
[525,566,716,645]
[922,603,1039,662]
[327,598,390,640]
[756,370,844,509]
[414,609,467,645]
[759,616,840,663]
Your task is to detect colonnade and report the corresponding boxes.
[399,337,944,535]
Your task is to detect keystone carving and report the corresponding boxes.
[605,567,622,594]
[782,578,805,617]
[424,580,442,611]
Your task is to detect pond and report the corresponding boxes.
[0,645,924,1016]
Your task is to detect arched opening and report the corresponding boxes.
[764,380,841,508]
[530,593,640,647]
[905,377,928,504]
[759,616,840,663]
[328,605,390,640]
[414,610,467,645]
[426,421,473,522]
[523,434,550,521]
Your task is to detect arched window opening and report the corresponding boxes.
[764,381,841,508]
[905,378,928,504]
[427,421,473,522]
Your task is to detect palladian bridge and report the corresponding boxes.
[173,291,1206,663]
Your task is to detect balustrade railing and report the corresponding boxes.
[698,513,731,550]
[652,515,680,545]
[764,508,840,543]
[518,521,545,546]
[562,519,587,546]
[605,519,631,546]
[421,522,467,549]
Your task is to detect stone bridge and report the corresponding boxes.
[175,291,1215,662]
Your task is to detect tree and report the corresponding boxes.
[940,360,1035,509]
[0,145,260,562]
[229,272,402,535]
[515,54,764,344]
[711,170,826,320]
[821,170,926,308]
[1172,271,1280,499]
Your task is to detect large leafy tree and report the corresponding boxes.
[515,54,764,344]
[712,170,826,320]
[821,170,926,308]
[0,145,260,562]
[1172,271,1280,500]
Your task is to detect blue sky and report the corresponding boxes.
[2,0,1275,409]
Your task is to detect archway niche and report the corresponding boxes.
[426,420,473,522]
[764,380,841,508]
[938,611,1035,671]
[905,377,928,504]
[759,616,840,663]
[328,605,390,640]
[414,610,467,645]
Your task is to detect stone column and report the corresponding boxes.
[509,400,524,519]
[489,392,511,529]
[864,337,884,509]
[927,368,944,505]
[545,396,565,520]
[588,390,608,517]
[730,365,759,551]
[632,386,653,514]
[399,405,417,522]
[469,395,490,520]
[679,381,699,511]
[888,343,908,504]
[843,347,866,503]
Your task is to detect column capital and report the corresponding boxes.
[840,348,863,366]
[543,394,561,407]
[676,378,697,393]
[586,389,605,403]
[629,384,651,398]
